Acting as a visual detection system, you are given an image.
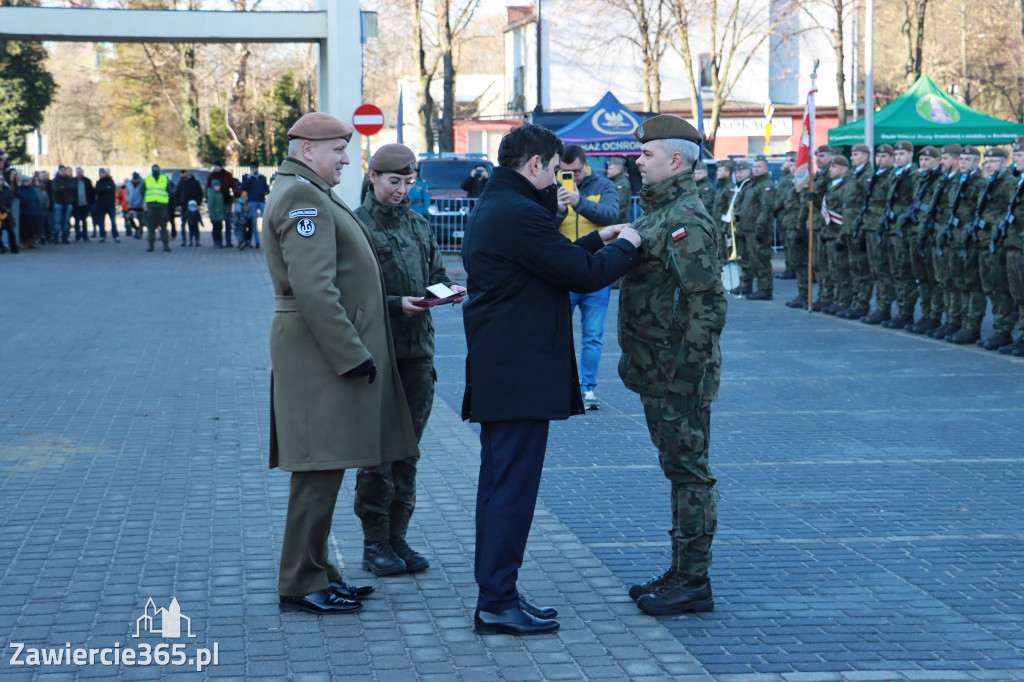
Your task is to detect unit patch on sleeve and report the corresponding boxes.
[289,208,318,218]
[296,218,316,237]
[672,227,687,241]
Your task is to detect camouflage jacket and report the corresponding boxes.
[806,166,831,234]
[1000,169,1024,251]
[823,174,863,239]
[924,171,958,243]
[712,177,734,234]
[773,169,802,235]
[696,177,716,216]
[732,174,774,237]
[974,167,1016,248]
[609,171,633,223]
[862,167,894,233]
[946,170,986,243]
[897,168,942,241]
[355,193,456,360]
[850,163,874,236]
[617,170,727,409]
[882,163,920,236]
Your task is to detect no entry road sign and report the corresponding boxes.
[353,104,384,136]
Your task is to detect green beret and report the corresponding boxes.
[695,161,708,170]
[918,146,940,159]
[876,144,894,155]
[369,144,416,175]
[852,143,871,153]
[830,155,849,168]
[634,114,702,145]
[719,160,735,171]
[605,156,626,166]
[894,141,914,152]
[734,161,751,171]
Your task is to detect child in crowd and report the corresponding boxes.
[234,195,253,250]
[184,199,203,247]
[207,179,226,247]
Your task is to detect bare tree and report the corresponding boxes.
[797,0,854,125]
[600,0,671,112]
[901,0,929,86]
[667,0,801,146]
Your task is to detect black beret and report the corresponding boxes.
[369,144,416,175]
[634,114,702,145]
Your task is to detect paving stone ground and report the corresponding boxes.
[1,238,1022,681]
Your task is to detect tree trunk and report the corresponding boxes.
[225,42,251,166]
[412,0,435,154]
[902,2,914,86]
[913,0,928,83]
[181,43,200,163]
[436,0,456,153]
[834,0,847,126]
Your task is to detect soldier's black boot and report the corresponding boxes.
[810,300,828,312]
[362,540,407,576]
[775,268,795,280]
[628,568,677,602]
[949,328,981,345]
[909,317,940,334]
[881,315,912,329]
[926,322,949,338]
[636,572,714,615]
[785,297,806,309]
[390,537,429,573]
[981,331,1014,351]
[841,307,870,320]
[861,309,891,325]
[747,290,773,301]
[941,324,962,341]
[997,337,1023,355]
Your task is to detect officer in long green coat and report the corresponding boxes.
[606,156,634,223]
[264,113,419,615]
[353,144,466,576]
[618,115,727,616]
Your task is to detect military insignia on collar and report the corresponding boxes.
[289,208,318,218]
[296,218,316,237]
[296,176,311,184]
[672,227,687,241]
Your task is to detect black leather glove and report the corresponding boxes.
[345,357,377,384]
[834,240,847,253]
[754,232,765,244]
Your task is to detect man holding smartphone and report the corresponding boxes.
[556,145,622,410]
[461,165,489,198]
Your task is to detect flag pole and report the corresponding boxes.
[807,61,819,311]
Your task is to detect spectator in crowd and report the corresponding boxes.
[124,172,146,239]
[207,179,226,246]
[207,159,237,247]
[72,167,95,242]
[52,165,76,244]
[0,149,11,176]
[240,162,269,248]
[460,164,488,198]
[33,173,51,245]
[183,199,203,247]
[36,170,54,244]
[17,174,41,249]
[143,164,172,252]
[94,168,119,243]
[408,167,430,217]
[173,169,205,247]
[0,172,17,254]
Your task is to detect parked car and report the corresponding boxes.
[417,154,493,249]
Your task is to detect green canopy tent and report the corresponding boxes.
[829,75,1024,146]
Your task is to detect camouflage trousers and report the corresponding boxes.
[739,233,773,292]
[785,231,809,300]
[885,233,917,318]
[1007,248,1024,333]
[847,234,873,311]
[354,357,435,543]
[640,396,717,575]
[956,245,987,331]
[979,245,1015,334]
[812,231,831,304]
[940,246,965,325]
[821,237,851,308]
[866,230,895,312]
[910,240,939,321]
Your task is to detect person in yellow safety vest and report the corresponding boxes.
[144,164,172,252]
[555,144,622,411]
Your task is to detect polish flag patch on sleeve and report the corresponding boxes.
[672,227,687,241]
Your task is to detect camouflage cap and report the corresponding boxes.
[852,143,871,153]
[1013,136,1024,152]
[734,161,752,171]
[961,145,981,156]
[941,143,963,156]
[718,159,735,170]
[894,141,914,152]
[605,156,626,166]
[876,144,894,155]
[918,146,940,159]
[985,147,1008,159]
[695,161,708,170]
[830,155,850,168]
[368,143,416,175]
[815,144,833,154]
[287,112,354,142]
[633,114,702,145]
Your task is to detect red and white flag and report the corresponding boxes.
[794,87,818,190]
[821,196,843,225]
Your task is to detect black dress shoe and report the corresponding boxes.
[280,588,363,614]
[391,537,429,573]
[474,606,559,636]
[330,579,374,600]
[362,540,407,576]
[518,595,557,619]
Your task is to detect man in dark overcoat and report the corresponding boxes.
[461,123,642,636]
[263,112,419,615]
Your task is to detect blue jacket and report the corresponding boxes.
[240,172,270,203]
[460,166,639,422]
[18,185,41,216]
